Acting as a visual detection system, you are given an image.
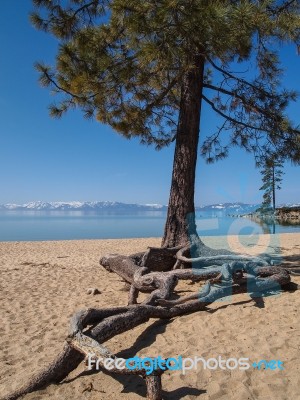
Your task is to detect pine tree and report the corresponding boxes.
[30,0,300,247]
[259,157,284,212]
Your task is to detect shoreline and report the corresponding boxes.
[0,230,298,242]
[0,233,299,260]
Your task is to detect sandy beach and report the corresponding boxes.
[0,234,300,400]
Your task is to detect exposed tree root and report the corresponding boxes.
[289,270,300,276]
[3,243,296,400]
[4,345,84,400]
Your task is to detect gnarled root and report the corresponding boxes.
[3,247,293,400]
[3,344,84,400]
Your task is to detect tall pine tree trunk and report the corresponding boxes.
[162,54,205,248]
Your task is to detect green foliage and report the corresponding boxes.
[30,0,300,155]
[259,155,284,211]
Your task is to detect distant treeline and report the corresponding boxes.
[276,206,300,213]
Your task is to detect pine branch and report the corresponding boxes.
[43,69,82,99]
[203,82,276,118]
[206,56,278,100]
[72,1,99,18]
[267,0,298,15]
[202,94,272,133]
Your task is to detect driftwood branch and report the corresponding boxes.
[4,345,84,400]
[175,244,270,266]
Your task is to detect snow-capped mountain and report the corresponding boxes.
[0,201,167,211]
[0,201,297,213]
[195,202,260,213]
[277,203,300,208]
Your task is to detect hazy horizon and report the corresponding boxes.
[1,199,300,208]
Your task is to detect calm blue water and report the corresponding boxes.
[0,210,300,241]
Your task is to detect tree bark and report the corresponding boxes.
[145,374,163,400]
[162,53,205,248]
[4,344,84,400]
[272,164,276,212]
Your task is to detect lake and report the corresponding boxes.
[0,210,300,242]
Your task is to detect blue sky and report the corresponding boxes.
[0,0,299,206]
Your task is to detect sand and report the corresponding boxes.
[0,234,299,400]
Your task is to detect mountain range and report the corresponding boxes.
[0,201,298,213]
[0,201,166,211]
